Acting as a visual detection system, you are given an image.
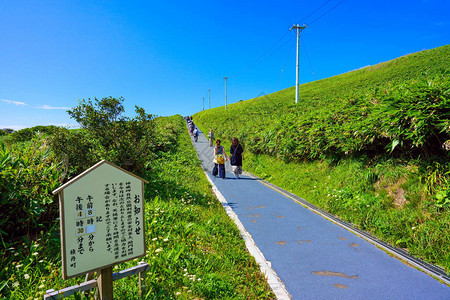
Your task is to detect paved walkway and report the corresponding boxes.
[190,128,450,299]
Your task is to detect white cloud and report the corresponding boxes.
[0,125,27,130]
[39,105,70,110]
[1,99,27,106]
[48,123,80,128]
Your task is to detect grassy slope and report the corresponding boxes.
[193,45,450,274]
[194,45,449,144]
[2,115,274,299]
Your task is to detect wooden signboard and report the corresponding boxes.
[53,160,148,279]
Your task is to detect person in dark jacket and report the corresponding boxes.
[230,137,244,179]
[193,127,199,142]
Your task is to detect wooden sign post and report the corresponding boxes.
[97,266,113,299]
[52,160,148,299]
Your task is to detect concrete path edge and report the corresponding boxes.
[203,172,292,300]
[245,171,450,286]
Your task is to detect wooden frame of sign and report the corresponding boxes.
[53,160,148,282]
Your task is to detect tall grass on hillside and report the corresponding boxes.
[242,153,450,273]
[193,45,450,274]
[194,45,450,160]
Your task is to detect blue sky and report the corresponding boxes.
[1,0,449,130]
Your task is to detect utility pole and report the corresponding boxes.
[224,77,228,110]
[202,97,204,110]
[290,24,307,104]
[208,89,211,109]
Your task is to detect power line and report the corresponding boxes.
[233,29,291,77]
[300,36,316,80]
[243,33,296,77]
[274,42,295,93]
[299,0,334,23]
[254,30,291,64]
[308,0,346,25]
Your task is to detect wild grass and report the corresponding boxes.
[1,115,274,299]
[239,152,450,274]
[193,45,450,274]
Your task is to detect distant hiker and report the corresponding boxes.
[230,137,244,179]
[189,122,195,136]
[212,139,228,179]
[193,128,199,142]
[208,129,215,147]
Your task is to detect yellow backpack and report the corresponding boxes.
[216,154,225,164]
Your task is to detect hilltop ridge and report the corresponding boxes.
[192,45,450,273]
[194,44,450,160]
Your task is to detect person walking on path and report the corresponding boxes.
[213,139,228,179]
[208,129,215,147]
[230,137,244,179]
[193,127,199,142]
[189,122,195,136]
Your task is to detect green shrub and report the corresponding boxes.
[49,128,99,177]
[52,97,157,177]
[8,126,59,143]
[0,129,12,136]
[0,136,63,244]
[372,76,450,155]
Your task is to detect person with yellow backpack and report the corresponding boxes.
[212,139,228,178]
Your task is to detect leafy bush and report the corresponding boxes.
[49,128,99,177]
[52,97,157,177]
[372,76,450,155]
[435,190,450,209]
[8,125,59,143]
[0,136,63,244]
[0,129,11,136]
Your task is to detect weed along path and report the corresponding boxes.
[190,128,450,299]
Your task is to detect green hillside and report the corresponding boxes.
[193,45,450,274]
[195,45,449,160]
